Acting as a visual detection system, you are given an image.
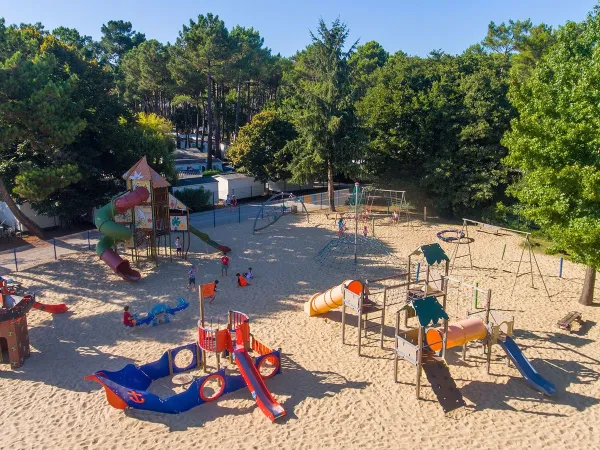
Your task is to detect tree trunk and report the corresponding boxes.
[234,76,242,141]
[579,266,596,306]
[247,80,251,122]
[221,81,226,149]
[207,71,213,170]
[327,159,335,212]
[0,176,45,239]
[214,81,221,162]
[195,104,200,148]
[200,100,206,153]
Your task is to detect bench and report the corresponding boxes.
[557,311,584,333]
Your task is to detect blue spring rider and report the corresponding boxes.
[133,297,189,327]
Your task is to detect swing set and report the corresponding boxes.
[449,218,550,298]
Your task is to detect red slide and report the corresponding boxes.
[233,328,286,422]
[33,302,68,314]
[95,187,150,281]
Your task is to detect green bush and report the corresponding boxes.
[173,187,213,211]
[202,170,221,177]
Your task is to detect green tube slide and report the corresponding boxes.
[94,203,132,257]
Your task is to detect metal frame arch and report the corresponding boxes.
[252,192,309,234]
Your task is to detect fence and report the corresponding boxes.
[0,188,353,276]
[191,188,353,229]
[0,230,102,276]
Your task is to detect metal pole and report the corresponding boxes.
[53,238,57,260]
[354,182,359,264]
[424,206,427,221]
[213,206,216,228]
[87,230,91,250]
[474,281,479,309]
[501,243,507,260]
[559,257,563,278]
[13,247,18,272]
[416,326,423,399]
[415,263,421,281]
[372,216,375,237]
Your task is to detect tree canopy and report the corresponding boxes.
[502,11,600,303]
[229,110,296,183]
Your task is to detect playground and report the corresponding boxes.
[0,197,599,449]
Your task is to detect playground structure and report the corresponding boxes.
[390,246,555,410]
[315,183,407,279]
[86,310,285,421]
[307,243,556,412]
[252,191,309,234]
[364,187,411,227]
[304,273,407,355]
[449,218,550,297]
[0,280,68,368]
[131,297,190,327]
[95,156,231,281]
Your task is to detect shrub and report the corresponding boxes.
[203,170,221,177]
[173,187,212,211]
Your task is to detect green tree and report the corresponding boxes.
[51,26,98,60]
[358,50,513,215]
[503,12,600,305]
[0,23,87,237]
[172,14,233,169]
[283,19,364,211]
[99,20,145,67]
[349,40,388,100]
[121,39,173,115]
[229,110,296,182]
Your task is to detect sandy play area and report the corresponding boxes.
[1,212,599,450]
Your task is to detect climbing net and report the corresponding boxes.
[315,234,407,280]
[252,192,309,234]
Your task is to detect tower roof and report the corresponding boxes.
[123,156,170,188]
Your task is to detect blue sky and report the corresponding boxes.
[3,0,597,56]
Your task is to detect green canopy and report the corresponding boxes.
[411,296,449,327]
[418,243,449,266]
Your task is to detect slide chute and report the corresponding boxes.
[94,187,149,281]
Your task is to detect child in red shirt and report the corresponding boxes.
[236,273,249,287]
[221,252,230,276]
[123,305,137,327]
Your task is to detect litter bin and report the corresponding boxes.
[291,205,298,213]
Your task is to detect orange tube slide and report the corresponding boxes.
[304,280,363,317]
[426,317,487,352]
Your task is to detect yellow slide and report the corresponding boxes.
[304,280,363,316]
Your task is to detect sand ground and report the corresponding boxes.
[1,212,599,450]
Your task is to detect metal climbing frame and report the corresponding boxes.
[364,188,411,226]
[450,218,550,298]
[252,192,309,234]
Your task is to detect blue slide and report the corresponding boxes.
[498,336,556,396]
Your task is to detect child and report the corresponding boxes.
[337,218,345,236]
[187,264,197,290]
[221,252,230,276]
[123,305,137,327]
[175,236,182,257]
[202,280,219,304]
[392,211,399,225]
[244,267,254,279]
[225,194,231,207]
[232,195,238,207]
[363,225,368,237]
[236,273,249,287]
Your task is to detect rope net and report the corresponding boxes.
[314,234,407,280]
